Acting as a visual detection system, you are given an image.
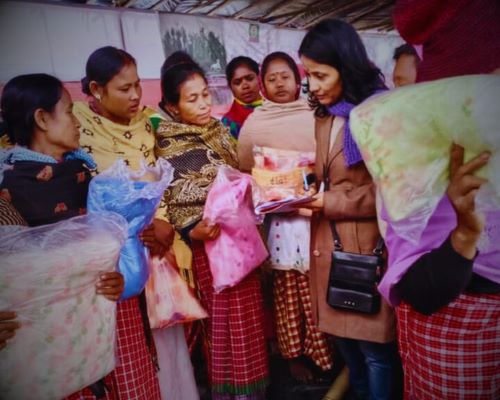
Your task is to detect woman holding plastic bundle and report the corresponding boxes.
[72,46,164,400]
[371,1,500,398]
[155,52,269,400]
[143,50,205,400]
[297,19,398,400]
[222,56,263,139]
[0,73,125,395]
[238,51,335,384]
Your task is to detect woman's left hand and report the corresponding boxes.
[96,271,125,301]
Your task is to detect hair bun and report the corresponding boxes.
[81,76,91,95]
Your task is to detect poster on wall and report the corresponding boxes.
[159,13,230,116]
[159,13,226,75]
[223,19,278,65]
[249,23,259,43]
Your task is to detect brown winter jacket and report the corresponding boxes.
[309,115,395,343]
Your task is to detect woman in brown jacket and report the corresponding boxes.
[298,19,397,400]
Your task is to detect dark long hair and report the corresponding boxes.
[1,73,63,146]
[299,19,386,117]
[159,51,206,108]
[81,46,136,95]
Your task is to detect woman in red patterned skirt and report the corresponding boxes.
[70,46,167,400]
[377,2,500,398]
[0,73,152,399]
[154,51,269,400]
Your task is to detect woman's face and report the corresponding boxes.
[229,64,260,104]
[263,59,299,104]
[95,63,142,124]
[173,73,212,126]
[300,55,343,106]
[43,88,81,154]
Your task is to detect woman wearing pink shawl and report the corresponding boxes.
[238,52,334,384]
[379,1,500,398]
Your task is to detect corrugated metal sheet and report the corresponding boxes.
[49,0,395,31]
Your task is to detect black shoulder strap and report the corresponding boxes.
[329,220,384,255]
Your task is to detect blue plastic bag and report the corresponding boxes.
[87,158,173,299]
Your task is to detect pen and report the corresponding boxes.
[302,168,309,191]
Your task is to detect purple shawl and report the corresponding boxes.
[378,195,500,306]
[327,90,385,166]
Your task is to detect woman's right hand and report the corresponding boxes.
[0,311,20,351]
[96,271,125,301]
[447,144,490,259]
[189,219,221,241]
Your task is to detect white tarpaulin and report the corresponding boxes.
[121,11,164,79]
[0,1,122,82]
[1,1,403,88]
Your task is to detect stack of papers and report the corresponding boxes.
[255,194,314,214]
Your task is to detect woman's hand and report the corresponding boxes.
[96,271,125,301]
[447,144,490,259]
[295,192,324,212]
[189,219,221,241]
[0,311,20,351]
[141,219,175,257]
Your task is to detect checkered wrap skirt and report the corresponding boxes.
[191,241,269,397]
[273,269,333,370]
[397,292,500,400]
[65,297,161,400]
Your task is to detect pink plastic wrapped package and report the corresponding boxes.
[0,213,127,400]
[145,254,208,329]
[204,166,269,292]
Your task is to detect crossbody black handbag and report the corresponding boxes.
[322,118,384,314]
[326,221,384,314]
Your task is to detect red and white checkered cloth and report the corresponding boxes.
[65,297,161,400]
[192,241,269,396]
[274,270,333,371]
[397,292,500,400]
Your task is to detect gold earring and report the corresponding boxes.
[95,94,101,101]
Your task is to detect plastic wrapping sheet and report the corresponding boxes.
[252,145,315,202]
[0,213,127,400]
[87,158,174,299]
[350,75,500,243]
[145,255,207,329]
[203,166,268,292]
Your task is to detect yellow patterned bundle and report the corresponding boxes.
[350,75,500,241]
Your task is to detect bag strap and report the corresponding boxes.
[320,116,335,192]
[329,220,343,251]
[323,117,384,256]
[329,220,384,255]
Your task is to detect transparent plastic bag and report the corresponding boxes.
[204,165,269,292]
[350,75,500,243]
[252,145,315,202]
[0,213,127,400]
[145,254,208,329]
[87,158,174,299]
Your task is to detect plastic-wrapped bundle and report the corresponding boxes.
[0,213,127,400]
[350,75,500,242]
[204,165,268,292]
[145,254,208,329]
[87,158,174,299]
[252,146,315,202]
